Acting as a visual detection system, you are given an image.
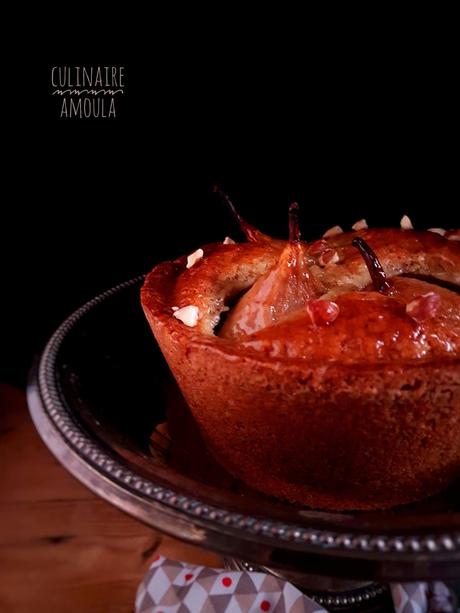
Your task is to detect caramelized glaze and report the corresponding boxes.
[141,221,460,510]
[238,278,460,362]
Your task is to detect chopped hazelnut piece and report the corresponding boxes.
[173,305,200,327]
[186,248,204,269]
[446,230,460,241]
[318,249,339,267]
[323,225,343,238]
[223,236,236,245]
[400,215,413,230]
[352,219,368,231]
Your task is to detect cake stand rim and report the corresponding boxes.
[26,275,460,579]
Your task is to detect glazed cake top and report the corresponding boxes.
[143,215,460,364]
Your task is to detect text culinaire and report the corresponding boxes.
[51,66,125,118]
[51,66,125,88]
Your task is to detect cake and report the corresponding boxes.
[141,196,460,510]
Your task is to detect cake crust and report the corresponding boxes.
[141,228,460,510]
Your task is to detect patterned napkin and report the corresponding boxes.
[135,555,456,612]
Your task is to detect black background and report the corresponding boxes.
[2,21,457,385]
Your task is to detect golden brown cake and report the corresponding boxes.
[141,205,460,510]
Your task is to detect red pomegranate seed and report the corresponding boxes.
[306,300,340,325]
[308,239,329,255]
[406,292,441,322]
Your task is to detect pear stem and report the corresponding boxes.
[289,202,301,243]
[212,186,261,242]
[352,237,394,294]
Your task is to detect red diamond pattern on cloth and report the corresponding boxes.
[260,575,285,594]
[209,572,243,595]
[182,581,211,612]
[252,591,282,611]
[136,556,323,612]
[135,555,456,612]
[145,566,173,604]
[235,574,258,594]
[234,594,263,612]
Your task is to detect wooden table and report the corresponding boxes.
[0,384,220,613]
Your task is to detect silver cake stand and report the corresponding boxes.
[27,277,460,611]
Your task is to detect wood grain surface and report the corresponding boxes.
[0,384,220,613]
